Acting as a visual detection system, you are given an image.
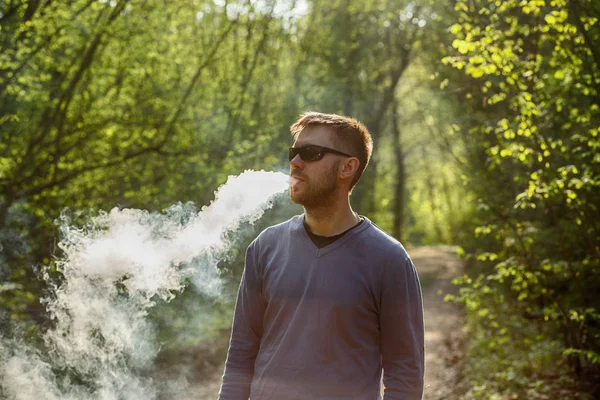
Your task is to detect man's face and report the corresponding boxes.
[288,125,347,208]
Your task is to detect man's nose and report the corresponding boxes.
[289,155,304,169]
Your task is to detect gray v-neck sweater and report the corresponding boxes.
[219,215,424,400]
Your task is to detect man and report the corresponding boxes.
[218,112,424,400]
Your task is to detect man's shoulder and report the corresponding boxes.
[360,218,410,262]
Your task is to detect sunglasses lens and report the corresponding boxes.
[289,146,326,162]
[304,148,324,161]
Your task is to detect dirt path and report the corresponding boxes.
[409,245,465,399]
[183,245,465,399]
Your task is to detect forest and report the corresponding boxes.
[0,0,598,398]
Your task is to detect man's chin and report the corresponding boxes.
[289,183,338,208]
[290,192,327,209]
[289,190,304,205]
[290,188,315,206]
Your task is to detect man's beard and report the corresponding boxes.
[290,163,339,209]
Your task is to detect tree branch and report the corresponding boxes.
[160,13,237,144]
[15,145,164,200]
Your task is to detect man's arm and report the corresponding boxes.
[380,254,425,400]
[218,241,265,400]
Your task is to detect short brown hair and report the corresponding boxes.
[290,111,373,190]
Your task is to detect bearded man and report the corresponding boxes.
[218,112,424,400]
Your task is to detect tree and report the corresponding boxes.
[443,0,600,395]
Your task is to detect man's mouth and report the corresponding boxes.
[289,174,305,187]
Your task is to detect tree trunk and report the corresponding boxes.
[422,146,444,242]
[391,101,405,242]
[357,56,411,216]
[0,190,16,231]
[354,121,380,216]
[440,166,456,243]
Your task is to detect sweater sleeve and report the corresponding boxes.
[218,241,265,400]
[380,255,425,400]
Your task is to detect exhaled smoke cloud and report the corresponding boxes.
[0,170,289,400]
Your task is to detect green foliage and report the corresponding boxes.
[443,0,600,396]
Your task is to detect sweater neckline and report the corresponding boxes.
[293,214,372,257]
[303,216,364,248]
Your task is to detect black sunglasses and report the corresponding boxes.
[289,145,354,162]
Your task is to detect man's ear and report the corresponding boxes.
[340,158,360,181]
